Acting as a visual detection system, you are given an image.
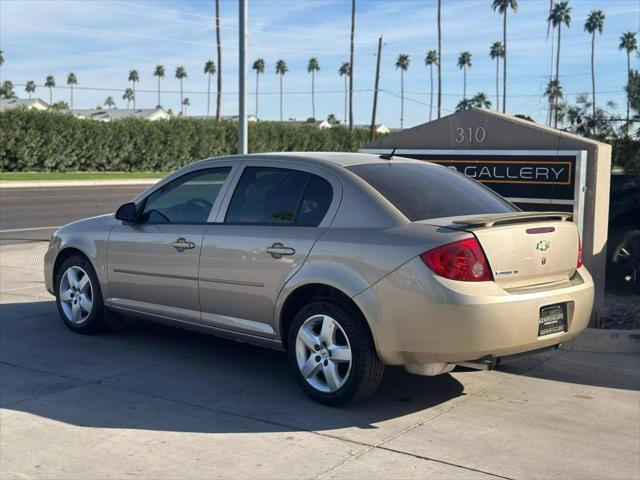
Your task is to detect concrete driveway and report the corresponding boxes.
[1,242,639,480]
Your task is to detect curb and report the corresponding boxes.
[0,179,159,189]
[561,328,640,354]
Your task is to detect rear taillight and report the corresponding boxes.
[421,237,493,282]
[577,234,583,268]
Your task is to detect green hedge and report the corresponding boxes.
[0,109,373,172]
[612,137,640,174]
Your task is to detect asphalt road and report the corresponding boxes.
[0,185,149,244]
[1,242,638,479]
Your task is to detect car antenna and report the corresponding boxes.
[379,148,396,161]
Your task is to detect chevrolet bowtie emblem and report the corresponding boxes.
[536,240,551,252]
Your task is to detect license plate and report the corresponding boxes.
[538,303,567,336]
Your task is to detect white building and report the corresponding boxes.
[354,123,391,134]
[71,107,172,122]
[0,98,50,112]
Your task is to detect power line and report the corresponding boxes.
[10,82,375,96]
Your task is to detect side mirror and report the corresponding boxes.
[115,202,138,223]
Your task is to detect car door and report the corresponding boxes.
[198,160,341,337]
[107,165,235,322]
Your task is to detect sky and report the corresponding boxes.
[0,0,639,127]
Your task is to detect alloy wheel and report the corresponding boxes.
[295,314,352,393]
[59,266,93,325]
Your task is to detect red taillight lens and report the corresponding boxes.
[421,237,493,282]
[577,234,583,268]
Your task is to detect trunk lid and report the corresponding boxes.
[421,212,579,288]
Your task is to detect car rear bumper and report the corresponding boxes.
[353,258,594,365]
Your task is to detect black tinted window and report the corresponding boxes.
[141,167,230,224]
[297,176,333,226]
[347,162,516,221]
[226,167,309,224]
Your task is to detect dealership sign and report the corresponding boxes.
[361,149,587,236]
[440,160,571,184]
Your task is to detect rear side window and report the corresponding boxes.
[297,176,333,226]
[347,162,516,221]
[225,167,333,226]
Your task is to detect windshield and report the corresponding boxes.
[347,162,517,221]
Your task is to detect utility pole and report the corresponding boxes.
[238,0,248,155]
[369,36,383,142]
[437,0,442,119]
[215,0,222,123]
[348,0,355,131]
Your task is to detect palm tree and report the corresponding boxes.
[338,62,350,124]
[275,60,288,121]
[122,88,134,109]
[457,51,472,100]
[252,58,265,118]
[489,41,505,111]
[182,97,190,116]
[471,92,492,109]
[128,70,139,109]
[544,79,564,127]
[348,0,356,130]
[104,96,115,110]
[0,81,16,99]
[425,50,438,122]
[619,32,638,130]
[25,80,36,99]
[66,72,77,110]
[584,11,604,129]
[215,0,222,122]
[395,54,410,128]
[491,0,518,113]
[153,65,165,108]
[456,98,473,112]
[437,0,442,119]
[204,60,216,117]
[44,75,55,104]
[175,66,187,115]
[0,50,4,81]
[548,1,571,128]
[307,57,320,120]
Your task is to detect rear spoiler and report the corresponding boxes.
[451,211,572,228]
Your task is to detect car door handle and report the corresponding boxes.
[266,243,295,259]
[172,238,195,252]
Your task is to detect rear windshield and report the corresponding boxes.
[347,162,517,221]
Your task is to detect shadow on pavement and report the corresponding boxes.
[496,350,640,391]
[0,300,465,434]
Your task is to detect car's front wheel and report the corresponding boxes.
[55,255,106,334]
[287,300,384,406]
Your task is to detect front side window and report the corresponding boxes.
[225,167,333,226]
[141,167,231,224]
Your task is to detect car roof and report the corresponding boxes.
[194,151,424,170]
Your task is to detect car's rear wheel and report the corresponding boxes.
[55,255,106,334]
[287,300,384,406]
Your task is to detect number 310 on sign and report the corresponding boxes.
[455,127,486,144]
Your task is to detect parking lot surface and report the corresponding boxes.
[1,242,639,479]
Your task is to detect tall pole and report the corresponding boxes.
[370,36,382,142]
[238,0,248,155]
[437,0,442,119]
[348,0,355,131]
[215,0,222,123]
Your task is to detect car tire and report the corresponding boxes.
[287,300,384,406]
[55,255,106,334]
[608,229,640,293]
